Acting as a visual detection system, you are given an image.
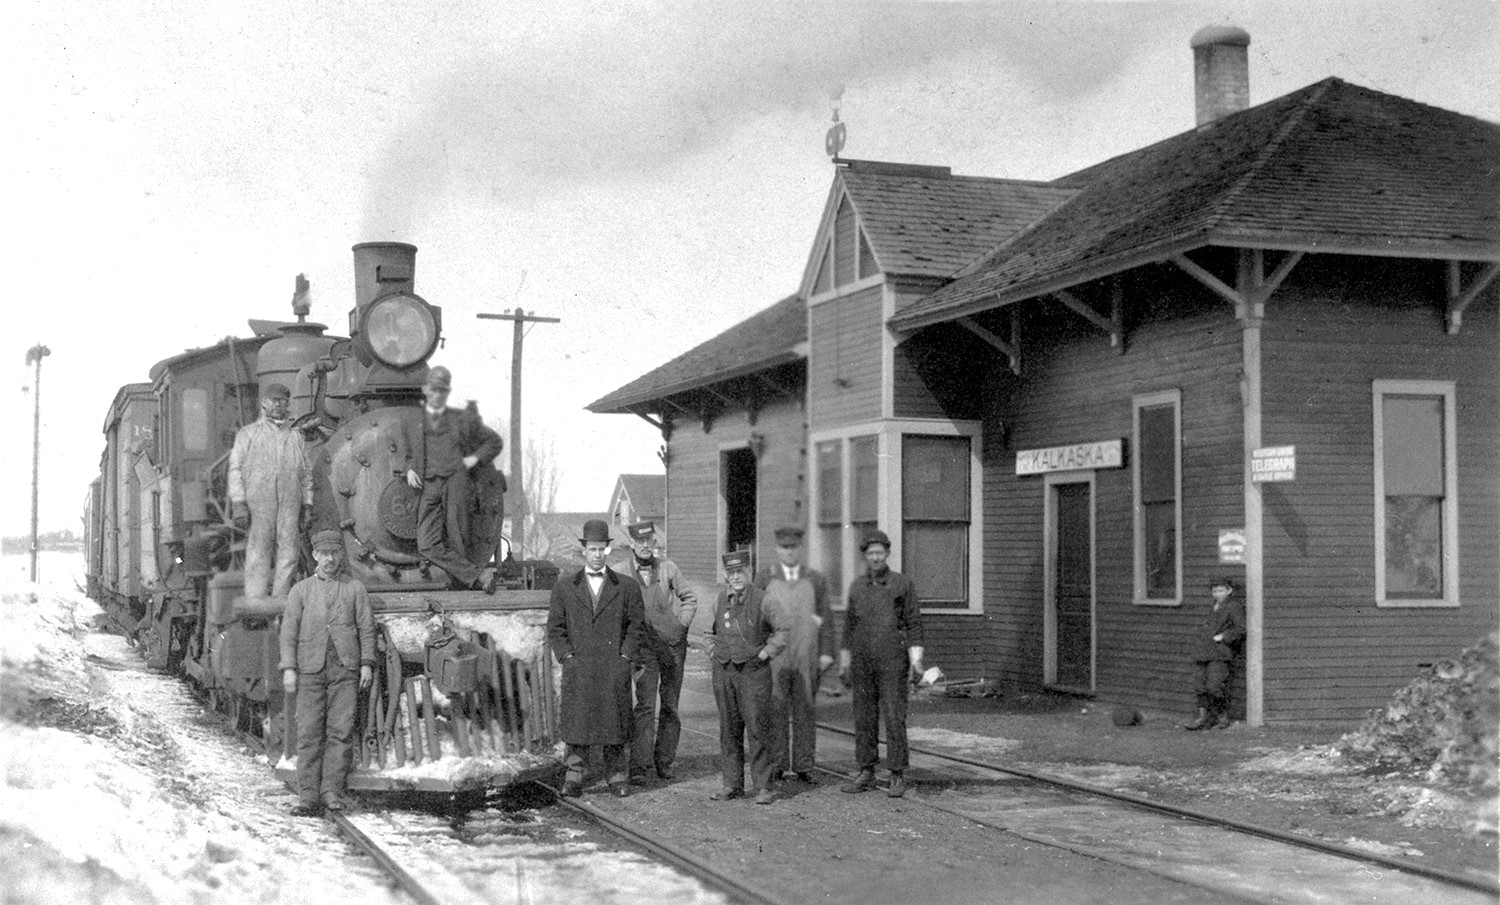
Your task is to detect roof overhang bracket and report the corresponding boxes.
[1052,286,1123,353]
[957,313,1021,376]
[1447,260,1499,334]
[1172,249,1303,324]
[624,405,665,433]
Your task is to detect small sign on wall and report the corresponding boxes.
[1219,529,1247,564]
[1016,439,1124,475]
[1251,445,1296,482]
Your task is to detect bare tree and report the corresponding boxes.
[516,431,560,561]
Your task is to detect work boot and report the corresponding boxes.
[795,771,815,784]
[609,782,630,798]
[290,800,324,817]
[754,788,775,805]
[841,769,877,793]
[1184,707,1211,730]
[655,763,675,781]
[886,772,909,798]
[1212,710,1233,729]
[709,787,744,801]
[628,769,650,786]
[559,779,583,798]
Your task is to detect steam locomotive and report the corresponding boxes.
[84,242,561,792]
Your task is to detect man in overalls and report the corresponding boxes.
[756,526,834,784]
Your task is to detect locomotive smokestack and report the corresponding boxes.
[1191,25,1250,127]
[352,242,417,314]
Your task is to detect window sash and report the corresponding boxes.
[1374,381,1458,606]
[1133,391,1181,604]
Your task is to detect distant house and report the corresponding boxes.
[589,28,1498,725]
[607,473,666,536]
[529,511,609,566]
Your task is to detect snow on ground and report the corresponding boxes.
[1,578,404,905]
[905,726,1023,757]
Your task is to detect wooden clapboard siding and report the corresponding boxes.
[1257,255,1500,724]
[977,271,1246,708]
[808,285,884,427]
[663,394,807,585]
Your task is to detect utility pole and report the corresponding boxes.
[25,343,51,582]
[477,309,559,559]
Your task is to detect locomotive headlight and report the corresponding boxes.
[363,293,439,368]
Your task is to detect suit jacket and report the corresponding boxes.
[397,406,503,479]
[278,574,375,673]
[546,565,645,744]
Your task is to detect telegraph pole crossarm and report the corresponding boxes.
[477,309,560,559]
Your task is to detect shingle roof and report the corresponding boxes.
[837,163,1077,279]
[892,78,1500,331]
[587,294,805,413]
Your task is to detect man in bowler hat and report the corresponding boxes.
[400,365,503,591]
[547,519,645,797]
[623,520,698,784]
[755,526,834,783]
[706,549,788,804]
[279,530,374,816]
[840,528,924,798]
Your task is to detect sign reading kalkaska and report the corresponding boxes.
[1251,445,1296,482]
[1016,439,1124,475]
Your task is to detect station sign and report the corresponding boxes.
[1251,445,1296,483]
[1016,439,1123,475]
[1218,529,1247,564]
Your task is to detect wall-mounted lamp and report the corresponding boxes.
[748,432,766,460]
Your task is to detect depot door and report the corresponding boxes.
[1045,474,1095,692]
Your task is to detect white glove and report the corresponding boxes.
[908,646,924,670]
[819,653,834,672]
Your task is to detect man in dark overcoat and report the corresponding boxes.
[546,519,645,797]
[839,528,924,799]
[399,365,503,591]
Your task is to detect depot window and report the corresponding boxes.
[1133,390,1181,604]
[1373,380,1459,607]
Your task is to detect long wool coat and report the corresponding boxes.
[546,566,645,745]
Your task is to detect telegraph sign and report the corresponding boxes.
[1251,445,1296,483]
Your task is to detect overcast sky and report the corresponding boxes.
[7,0,1498,536]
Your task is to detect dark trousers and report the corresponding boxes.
[711,658,775,792]
[1192,659,1232,711]
[851,650,910,773]
[295,649,359,805]
[564,743,627,786]
[417,470,481,587]
[632,638,688,774]
[768,660,819,774]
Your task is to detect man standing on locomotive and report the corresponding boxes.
[840,528,924,799]
[280,530,375,816]
[624,520,698,785]
[400,365,503,592]
[547,519,646,798]
[228,382,312,598]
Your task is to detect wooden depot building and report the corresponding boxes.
[589,28,1499,726]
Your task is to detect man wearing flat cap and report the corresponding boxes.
[547,519,645,797]
[706,548,788,805]
[228,381,313,598]
[754,526,834,784]
[623,520,698,784]
[840,528,924,799]
[279,530,374,816]
[399,365,503,591]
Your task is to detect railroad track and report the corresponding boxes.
[809,721,1500,899]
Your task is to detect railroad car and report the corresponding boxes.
[85,242,562,793]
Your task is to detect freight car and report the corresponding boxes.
[85,242,562,793]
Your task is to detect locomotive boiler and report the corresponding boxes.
[85,242,562,793]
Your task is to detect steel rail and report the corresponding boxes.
[532,781,796,905]
[328,811,446,905]
[815,720,1499,896]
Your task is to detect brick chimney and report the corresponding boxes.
[1191,25,1250,127]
